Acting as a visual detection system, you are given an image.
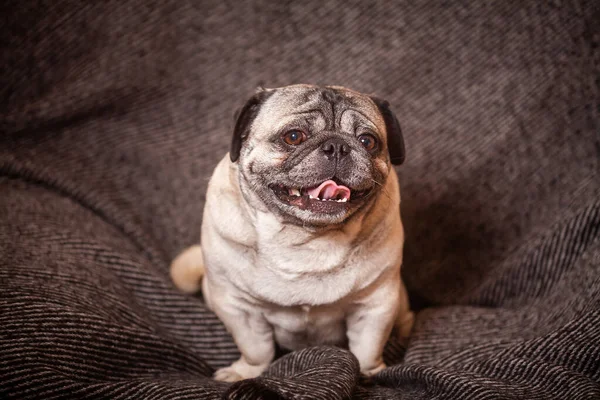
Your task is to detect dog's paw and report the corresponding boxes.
[213,359,268,382]
[361,362,386,377]
[214,367,244,382]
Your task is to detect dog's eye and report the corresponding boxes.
[282,130,306,146]
[358,134,377,151]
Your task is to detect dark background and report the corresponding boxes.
[1,1,598,398]
[4,1,597,306]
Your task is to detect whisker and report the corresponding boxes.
[371,178,391,201]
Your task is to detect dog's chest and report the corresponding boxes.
[261,235,351,276]
[256,213,358,272]
[264,303,347,351]
[248,224,366,305]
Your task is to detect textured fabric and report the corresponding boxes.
[1,0,599,399]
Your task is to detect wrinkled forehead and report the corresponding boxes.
[251,86,386,136]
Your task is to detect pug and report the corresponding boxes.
[170,84,414,382]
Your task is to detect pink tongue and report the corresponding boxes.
[307,180,351,201]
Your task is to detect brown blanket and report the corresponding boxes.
[1,1,599,398]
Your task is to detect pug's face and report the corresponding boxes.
[231,85,405,227]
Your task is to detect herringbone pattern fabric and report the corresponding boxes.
[1,0,598,398]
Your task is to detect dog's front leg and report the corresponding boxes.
[207,289,274,382]
[346,280,400,376]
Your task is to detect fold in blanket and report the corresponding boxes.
[1,0,598,399]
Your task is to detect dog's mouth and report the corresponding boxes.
[270,180,372,213]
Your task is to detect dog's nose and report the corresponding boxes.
[320,138,350,160]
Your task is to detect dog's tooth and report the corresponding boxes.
[308,194,314,199]
[290,188,301,196]
[341,198,347,203]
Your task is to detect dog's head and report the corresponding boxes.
[231,84,405,227]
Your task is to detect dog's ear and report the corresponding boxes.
[230,88,273,163]
[370,97,406,165]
